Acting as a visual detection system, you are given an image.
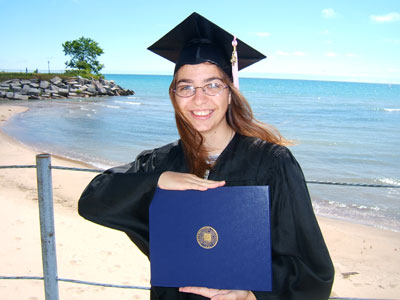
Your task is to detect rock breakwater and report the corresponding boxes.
[0,76,134,100]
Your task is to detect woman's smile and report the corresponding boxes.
[191,109,214,118]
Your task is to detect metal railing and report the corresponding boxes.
[0,153,398,300]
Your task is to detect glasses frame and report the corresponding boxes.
[173,82,229,98]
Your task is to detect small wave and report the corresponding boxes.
[114,100,142,105]
[328,201,346,208]
[92,103,121,109]
[323,200,382,212]
[378,177,400,186]
[383,108,400,112]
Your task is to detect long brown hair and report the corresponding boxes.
[169,64,291,177]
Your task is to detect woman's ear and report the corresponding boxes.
[228,92,232,105]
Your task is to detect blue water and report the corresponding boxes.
[2,75,400,231]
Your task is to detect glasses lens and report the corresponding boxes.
[175,85,195,97]
[204,83,224,96]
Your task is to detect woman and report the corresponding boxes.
[79,12,334,300]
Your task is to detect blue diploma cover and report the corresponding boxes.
[149,186,272,291]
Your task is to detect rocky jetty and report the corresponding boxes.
[0,76,134,100]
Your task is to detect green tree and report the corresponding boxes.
[62,36,104,76]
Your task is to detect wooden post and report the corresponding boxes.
[36,154,59,300]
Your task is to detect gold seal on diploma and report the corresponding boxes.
[197,226,218,249]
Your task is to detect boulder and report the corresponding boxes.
[87,86,97,94]
[40,80,50,89]
[50,93,64,99]
[58,88,69,96]
[28,88,40,96]
[50,76,62,85]
[41,92,51,98]
[12,93,30,100]
[94,82,103,90]
[98,87,107,95]
[11,83,21,89]
[51,84,59,92]
[83,91,96,96]
[21,85,31,94]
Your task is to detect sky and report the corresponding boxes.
[1,0,399,84]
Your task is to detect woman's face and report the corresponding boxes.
[173,63,231,136]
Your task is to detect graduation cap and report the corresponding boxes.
[148,12,266,89]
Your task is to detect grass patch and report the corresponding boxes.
[0,72,73,82]
[0,71,103,82]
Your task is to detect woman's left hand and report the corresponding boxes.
[179,287,256,300]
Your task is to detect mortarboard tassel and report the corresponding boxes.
[231,36,239,90]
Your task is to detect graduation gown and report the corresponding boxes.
[78,133,334,300]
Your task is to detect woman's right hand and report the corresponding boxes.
[158,171,225,191]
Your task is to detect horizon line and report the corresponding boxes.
[1,68,399,85]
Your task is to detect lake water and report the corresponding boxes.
[2,74,400,231]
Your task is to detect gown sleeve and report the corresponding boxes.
[253,146,334,300]
[78,149,167,256]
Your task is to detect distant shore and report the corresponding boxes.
[0,104,399,299]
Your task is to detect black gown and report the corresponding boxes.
[78,133,334,300]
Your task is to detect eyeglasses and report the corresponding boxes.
[173,82,228,98]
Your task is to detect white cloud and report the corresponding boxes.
[370,12,400,23]
[325,52,337,57]
[346,53,359,58]
[293,51,305,56]
[255,32,271,37]
[322,8,336,19]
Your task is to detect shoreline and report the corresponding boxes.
[1,104,399,299]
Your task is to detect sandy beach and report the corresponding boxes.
[0,104,399,300]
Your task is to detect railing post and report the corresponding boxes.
[36,154,59,300]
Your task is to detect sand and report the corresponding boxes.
[0,104,399,300]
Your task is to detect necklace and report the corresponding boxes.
[204,131,235,179]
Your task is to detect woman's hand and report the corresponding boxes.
[158,171,225,191]
[179,287,256,300]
